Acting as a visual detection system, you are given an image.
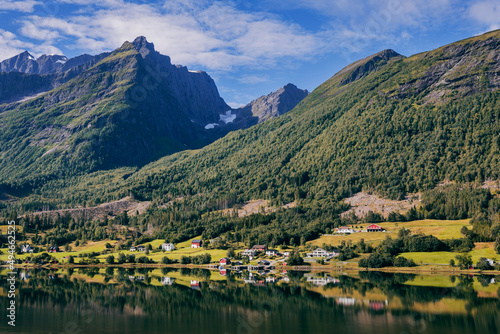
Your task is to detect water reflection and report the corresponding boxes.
[0,268,499,334]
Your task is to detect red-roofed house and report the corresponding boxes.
[366,224,385,232]
[191,239,202,248]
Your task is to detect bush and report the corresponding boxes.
[106,255,115,264]
[393,256,416,267]
[162,256,174,264]
[359,253,393,268]
[476,257,493,271]
[455,253,473,270]
[287,252,304,265]
[137,256,154,264]
[449,259,455,267]
[68,255,74,264]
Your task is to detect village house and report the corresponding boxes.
[21,244,34,253]
[48,246,59,253]
[129,246,137,252]
[191,280,201,290]
[282,251,290,257]
[334,226,354,234]
[219,269,227,276]
[219,257,231,266]
[242,249,257,257]
[162,243,175,251]
[191,239,202,248]
[305,275,340,286]
[265,249,280,257]
[136,245,146,252]
[258,260,271,266]
[252,245,267,252]
[162,277,175,285]
[366,224,385,232]
[306,248,338,258]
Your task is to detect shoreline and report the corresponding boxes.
[3,263,500,275]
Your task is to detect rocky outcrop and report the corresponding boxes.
[338,49,403,86]
[232,83,308,127]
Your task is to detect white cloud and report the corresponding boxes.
[469,1,500,31]
[0,0,40,13]
[15,0,326,71]
[0,30,34,60]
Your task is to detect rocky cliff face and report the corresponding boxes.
[234,83,309,126]
[0,37,301,186]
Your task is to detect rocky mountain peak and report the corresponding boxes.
[131,36,156,58]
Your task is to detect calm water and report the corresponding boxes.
[1,268,499,334]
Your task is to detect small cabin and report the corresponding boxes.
[220,257,231,266]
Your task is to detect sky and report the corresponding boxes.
[0,0,499,107]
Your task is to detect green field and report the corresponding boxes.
[308,219,470,247]
[400,243,498,265]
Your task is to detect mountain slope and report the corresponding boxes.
[0,37,306,191]
[117,29,500,205]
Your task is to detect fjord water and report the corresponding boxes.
[1,268,499,334]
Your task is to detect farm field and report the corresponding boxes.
[307,219,470,247]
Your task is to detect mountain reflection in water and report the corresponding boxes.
[1,268,499,334]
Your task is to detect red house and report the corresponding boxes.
[220,269,227,276]
[366,224,385,232]
[220,257,231,266]
[191,239,202,248]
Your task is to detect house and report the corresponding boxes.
[162,277,175,285]
[21,244,34,253]
[191,280,201,290]
[485,258,495,267]
[306,248,337,258]
[220,269,227,276]
[220,257,231,266]
[366,224,385,232]
[162,243,175,251]
[191,239,202,248]
[282,252,290,257]
[265,276,279,283]
[258,260,271,266]
[48,246,59,253]
[136,245,146,252]
[242,249,257,257]
[129,246,137,252]
[335,226,354,234]
[265,249,280,257]
[306,275,340,286]
[252,245,267,252]
[210,237,221,244]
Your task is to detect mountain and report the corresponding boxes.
[231,83,309,128]
[119,29,500,205]
[0,37,305,189]
[4,30,500,247]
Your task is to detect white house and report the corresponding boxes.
[335,226,354,234]
[162,277,175,285]
[136,245,146,252]
[242,249,257,257]
[265,249,280,257]
[306,275,340,286]
[162,243,175,251]
[21,244,34,253]
[306,248,338,258]
[129,246,137,252]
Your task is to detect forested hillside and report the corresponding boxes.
[2,31,500,247]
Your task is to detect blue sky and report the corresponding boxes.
[0,0,499,107]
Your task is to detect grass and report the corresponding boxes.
[400,242,498,265]
[308,219,470,247]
